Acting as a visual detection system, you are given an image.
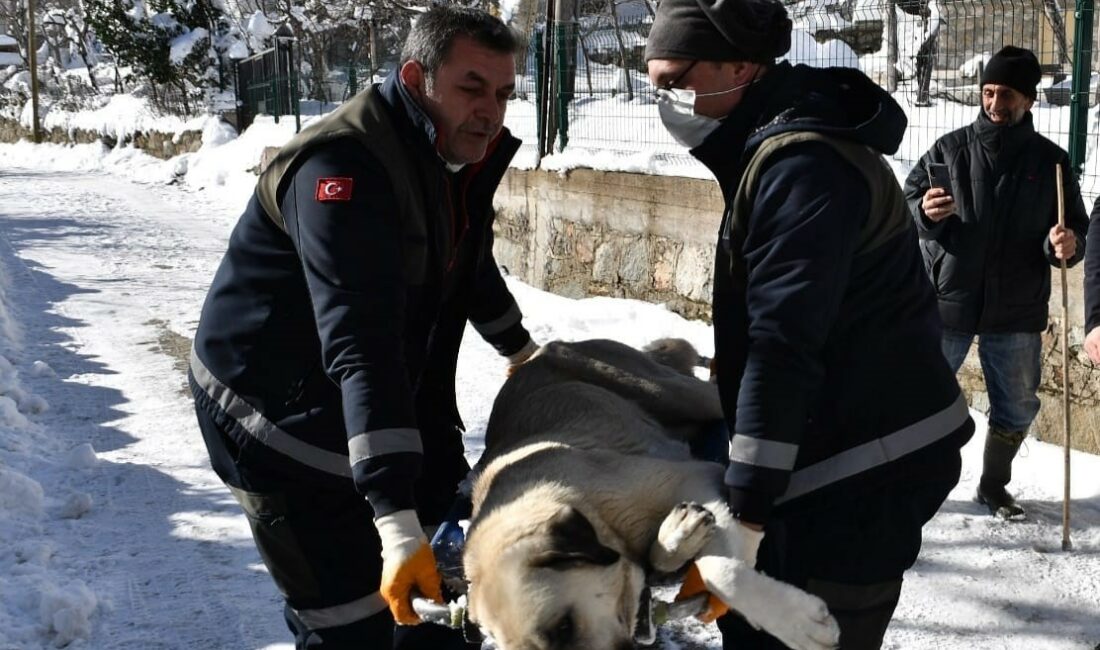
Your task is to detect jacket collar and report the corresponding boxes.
[380,72,440,156]
[689,62,907,197]
[973,108,1034,160]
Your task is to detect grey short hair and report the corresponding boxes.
[400,4,522,77]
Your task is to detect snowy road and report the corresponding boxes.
[0,162,1098,649]
[0,168,291,649]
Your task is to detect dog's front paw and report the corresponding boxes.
[649,502,716,573]
[731,570,840,650]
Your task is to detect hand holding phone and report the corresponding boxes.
[922,162,956,223]
[927,163,952,194]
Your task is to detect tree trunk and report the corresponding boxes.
[1042,0,1071,70]
[608,0,632,101]
[577,28,595,95]
[886,1,898,92]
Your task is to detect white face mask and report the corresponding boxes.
[655,78,757,149]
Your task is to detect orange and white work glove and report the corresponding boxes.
[676,563,729,623]
[376,509,443,625]
[674,521,764,624]
[505,339,540,376]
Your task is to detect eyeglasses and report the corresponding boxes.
[652,60,699,99]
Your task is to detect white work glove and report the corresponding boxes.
[376,509,443,625]
[505,339,540,376]
[691,517,839,650]
[676,520,763,622]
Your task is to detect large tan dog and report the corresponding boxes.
[462,339,840,650]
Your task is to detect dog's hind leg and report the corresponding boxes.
[649,502,715,573]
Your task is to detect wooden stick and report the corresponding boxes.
[1056,164,1072,552]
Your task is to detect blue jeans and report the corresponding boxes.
[940,329,1041,433]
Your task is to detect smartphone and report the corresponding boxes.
[927,162,952,195]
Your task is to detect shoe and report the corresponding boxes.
[975,484,1025,520]
[976,427,1027,520]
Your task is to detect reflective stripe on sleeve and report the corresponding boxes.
[471,302,521,337]
[348,428,423,467]
[728,435,799,471]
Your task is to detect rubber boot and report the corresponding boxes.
[975,426,1026,520]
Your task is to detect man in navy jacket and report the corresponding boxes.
[189,7,536,648]
[646,0,972,647]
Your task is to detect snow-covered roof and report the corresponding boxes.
[0,34,18,49]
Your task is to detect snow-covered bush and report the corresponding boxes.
[84,0,229,115]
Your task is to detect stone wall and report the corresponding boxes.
[0,117,204,159]
[493,168,722,321]
[493,167,1100,455]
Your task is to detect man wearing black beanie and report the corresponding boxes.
[905,45,1087,525]
[645,1,973,649]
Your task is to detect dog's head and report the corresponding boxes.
[465,504,645,650]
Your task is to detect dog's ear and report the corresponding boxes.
[529,506,620,569]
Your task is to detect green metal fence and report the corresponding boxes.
[520,0,1100,196]
[293,1,1100,195]
[235,39,301,133]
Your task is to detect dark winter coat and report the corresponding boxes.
[691,62,973,531]
[904,110,1088,334]
[189,74,531,520]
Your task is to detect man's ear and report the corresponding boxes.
[726,60,761,85]
[400,60,426,100]
[529,506,620,569]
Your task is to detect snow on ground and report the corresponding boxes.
[0,141,1098,649]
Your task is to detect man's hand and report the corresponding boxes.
[1049,224,1077,261]
[676,563,730,623]
[1085,326,1100,364]
[685,514,839,649]
[506,339,540,376]
[921,187,956,222]
[674,519,763,624]
[376,510,443,625]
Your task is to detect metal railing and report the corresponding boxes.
[516,0,1100,194]
[255,1,1100,195]
[235,39,301,132]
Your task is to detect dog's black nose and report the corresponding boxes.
[615,640,637,650]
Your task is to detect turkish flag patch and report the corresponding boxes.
[316,177,354,202]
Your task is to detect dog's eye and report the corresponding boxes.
[542,611,575,647]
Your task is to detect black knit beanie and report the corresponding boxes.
[644,0,792,64]
[980,46,1041,99]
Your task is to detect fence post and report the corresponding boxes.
[292,41,301,133]
[885,2,898,93]
[554,19,573,150]
[1069,0,1094,176]
[272,40,282,125]
[27,0,41,143]
[534,27,546,158]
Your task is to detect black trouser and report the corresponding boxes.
[195,404,476,650]
[719,450,961,650]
